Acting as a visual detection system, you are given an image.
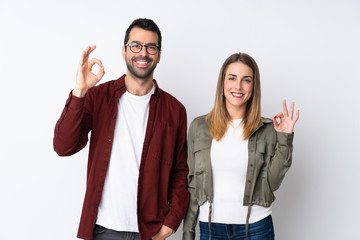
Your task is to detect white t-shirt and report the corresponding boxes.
[199,119,271,224]
[96,85,154,232]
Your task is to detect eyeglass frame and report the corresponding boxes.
[124,42,160,55]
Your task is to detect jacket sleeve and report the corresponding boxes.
[163,105,190,232]
[182,120,199,240]
[268,130,294,191]
[53,91,93,156]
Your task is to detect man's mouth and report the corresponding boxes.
[133,57,152,68]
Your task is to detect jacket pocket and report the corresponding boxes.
[193,141,210,204]
[151,122,176,165]
[257,141,266,154]
[252,142,276,205]
[255,141,266,168]
[193,141,210,171]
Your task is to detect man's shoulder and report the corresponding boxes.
[87,76,124,97]
[158,88,185,110]
[91,78,122,92]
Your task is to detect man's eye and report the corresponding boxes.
[148,46,156,50]
[131,43,140,49]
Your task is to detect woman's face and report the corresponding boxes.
[223,62,254,117]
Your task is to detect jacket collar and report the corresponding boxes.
[260,117,272,124]
[248,117,272,138]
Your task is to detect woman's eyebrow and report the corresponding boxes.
[227,74,237,77]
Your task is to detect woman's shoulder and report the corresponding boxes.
[189,114,213,145]
[260,117,274,128]
[191,114,208,125]
[261,117,273,124]
[255,117,275,134]
[189,114,210,134]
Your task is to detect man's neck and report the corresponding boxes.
[124,74,154,96]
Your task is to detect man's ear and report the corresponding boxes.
[122,45,126,60]
[157,50,161,63]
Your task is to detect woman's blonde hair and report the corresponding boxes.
[206,53,261,140]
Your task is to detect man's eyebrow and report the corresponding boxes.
[131,41,158,46]
[130,40,141,44]
[145,43,158,47]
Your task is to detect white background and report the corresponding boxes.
[1,0,360,239]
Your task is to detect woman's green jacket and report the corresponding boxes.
[182,115,294,240]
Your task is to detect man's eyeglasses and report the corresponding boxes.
[125,43,160,55]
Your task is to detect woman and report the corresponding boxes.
[183,53,299,240]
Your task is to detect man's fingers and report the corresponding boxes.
[87,45,96,56]
[90,58,103,67]
[84,45,96,55]
[84,46,95,62]
[89,58,103,71]
[97,66,105,80]
[79,46,96,67]
[88,58,105,80]
[78,50,87,69]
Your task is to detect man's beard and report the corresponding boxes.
[126,56,157,79]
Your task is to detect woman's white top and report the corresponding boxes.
[199,119,271,224]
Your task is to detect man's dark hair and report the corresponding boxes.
[124,18,162,50]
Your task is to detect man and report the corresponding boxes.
[53,18,189,240]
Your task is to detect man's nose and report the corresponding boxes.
[138,46,148,56]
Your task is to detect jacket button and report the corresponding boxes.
[108,138,112,142]
[250,150,254,152]
[104,161,108,165]
[250,164,254,167]
[248,180,251,183]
